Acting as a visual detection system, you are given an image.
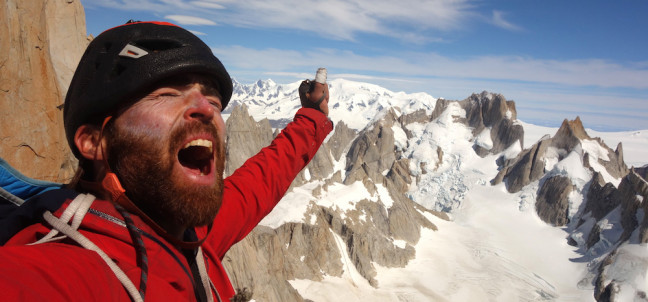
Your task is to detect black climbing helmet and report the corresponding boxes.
[64,21,232,158]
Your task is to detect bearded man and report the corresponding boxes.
[0,21,332,302]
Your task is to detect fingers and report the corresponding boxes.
[298,79,330,116]
[312,83,329,116]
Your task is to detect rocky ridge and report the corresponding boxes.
[222,103,447,301]
[221,91,522,301]
[222,84,647,301]
[486,114,647,300]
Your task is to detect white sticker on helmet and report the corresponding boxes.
[118,44,149,59]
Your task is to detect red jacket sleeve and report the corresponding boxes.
[206,108,333,257]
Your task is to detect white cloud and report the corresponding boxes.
[213,46,648,90]
[190,1,226,9]
[82,0,189,12]
[213,0,476,41]
[490,10,523,31]
[82,0,477,42]
[165,15,217,25]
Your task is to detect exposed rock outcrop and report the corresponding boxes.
[0,0,88,182]
[404,92,523,160]
[552,117,589,151]
[492,137,550,193]
[536,175,573,226]
[224,104,274,176]
[326,121,357,161]
[583,172,622,224]
[493,117,628,193]
[599,143,629,179]
[303,142,335,182]
[385,158,411,193]
[594,170,648,301]
[398,108,430,133]
[460,92,524,156]
[344,109,399,185]
[224,221,343,302]
[222,104,446,301]
[634,165,648,181]
[618,171,648,243]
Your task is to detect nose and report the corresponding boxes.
[183,87,215,123]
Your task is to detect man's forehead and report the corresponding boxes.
[113,73,221,116]
[154,73,222,96]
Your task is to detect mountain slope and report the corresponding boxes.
[222,79,648,302]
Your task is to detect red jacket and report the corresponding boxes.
[0,108,333,301]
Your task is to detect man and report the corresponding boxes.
[0,21,332,301]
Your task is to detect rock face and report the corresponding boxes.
[583,173,622,224]
[620,171,648,243]
[344,108,399,185]
[220,93,533,301]
[493,117,628,193]
[583,170,648,247]
[429,92,524,158]
[224,222,343,302]
[536,175,573,226]
[222,105,445,301]
[224,104,274,176]
[492,138,550,193]
[592,170,648,301]
[460,92,524,156]
[326,121,356,161]
[634,165,648,181]
[481,114,643,301]
[0,0,88,182]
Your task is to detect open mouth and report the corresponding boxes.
[177,138,213,176]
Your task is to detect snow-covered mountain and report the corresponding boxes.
[222,78,648,302]
[225,78,437,130]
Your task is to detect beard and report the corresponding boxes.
[106,121,225,228]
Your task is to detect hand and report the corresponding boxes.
[299,80,329,116]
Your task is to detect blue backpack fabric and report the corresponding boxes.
[0,157,72,244]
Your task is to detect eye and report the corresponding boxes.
[207,96,223,111]
[153,87,181,98]
[209,99,223,111]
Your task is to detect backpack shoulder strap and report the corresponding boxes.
[35,193,144,302]
[0,188,77,245]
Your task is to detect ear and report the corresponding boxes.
[74,125,106,161]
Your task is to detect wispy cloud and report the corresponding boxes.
[165,15,217,26]
[213,46,648,90]
[82,0,477,42]
[265,71,422,84]
[490,10,523,31]
[190,0,226,9]
[188,30,207,35]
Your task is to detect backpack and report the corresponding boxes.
[0,157,66,244]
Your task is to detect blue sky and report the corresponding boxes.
[80,0,648,131]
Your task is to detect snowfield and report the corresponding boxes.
[230,78,647,302]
